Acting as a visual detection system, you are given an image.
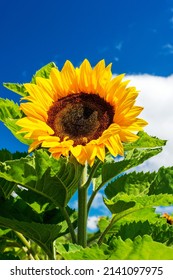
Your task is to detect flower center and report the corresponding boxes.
[47,93,114,145]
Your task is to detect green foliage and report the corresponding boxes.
[0,150,83,207]
[31,62,56,83]
[107,235,173,260]
[0,252,20,260]
[0,98,32,145]
[57,243,107,260]
[3,83,27,97]
[57,235,173,260]
[0,190,77,259]
[124,131,167,150]
[102,147,162,184]
[148,166,173,195]
[0,98,22,120]
[0,150,28,199]
[101,166,173,247]
[105,171,154,198]
[0,196,62,258]
[114,220,173,246]
[0,149,27,162]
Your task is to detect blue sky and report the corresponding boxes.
[1,0,173,151]
[1,0,173,229]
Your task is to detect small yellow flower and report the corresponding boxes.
[17,59,147,166]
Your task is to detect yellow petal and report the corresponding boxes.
[96,145,105,162]
[28,140,42,153]
[78,59,92,92]
[17,117,54,135]
[24,83,53,110]
[61,60,79,93]
[36,77,56,99]
[50,68,67,98]
[71,145,87,165]
[20,103,48,122]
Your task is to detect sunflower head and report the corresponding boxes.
[17,59,147,166]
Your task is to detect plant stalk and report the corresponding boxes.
[77,162,88,247]
[60,207,77,244]
[15,231,39,260]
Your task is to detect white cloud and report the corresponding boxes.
[87,216,99,231]
[91,192,103,209]
[155,206,173,214]
[122,74,173,171]
[162,43,173,54]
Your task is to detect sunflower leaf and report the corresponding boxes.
[57,243,107,260]
[102,147,162,186]
[148,166,173,195]
[105,167,173,200]
[107,235,173,260]
[0,216,61,259]
[100,193,173,242]
[0,149,28,198]
[0,196,42,223]
[31,62,56,83]
[0,149,83,207]
[0,98,32,145]
[3,83,27,97]
[0,98,22,120]
[115,220,173,245]
[0,228,11,237]
[97,208,160,241]
[104,193,173,214]
[124,131,167,151]
[105,171,155,199]
[0,178,16,199]
[57,235,173,260]
[0,196,63,259]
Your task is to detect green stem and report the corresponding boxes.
[15,231,39,260]
[77,162,88,247]
[52,241,56,260]
[60,207,77,244]
[86,160,102,214]
[84,159,101,189]
[87,189,97,214]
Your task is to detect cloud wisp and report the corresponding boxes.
[123,73,173,171]
[162,43,173,55]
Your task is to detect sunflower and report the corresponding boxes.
[17,59,147,166]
